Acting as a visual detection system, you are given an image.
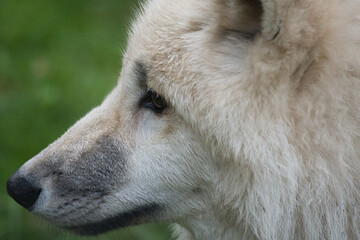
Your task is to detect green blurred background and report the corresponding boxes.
[0,0,171,239]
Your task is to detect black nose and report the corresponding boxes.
[7,172,41,210]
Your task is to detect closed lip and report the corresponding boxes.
[63,203,160,236]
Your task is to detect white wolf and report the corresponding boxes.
[6,0,360,239]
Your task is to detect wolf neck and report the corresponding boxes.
[177,204,256,240]
[175,161,259,240]
[179,215,255,240]
[179,151,360,240]
[202,163,360,240]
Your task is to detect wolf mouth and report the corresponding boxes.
[64,203,160,235]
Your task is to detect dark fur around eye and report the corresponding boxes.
[139,89,167,114]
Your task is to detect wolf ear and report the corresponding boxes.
[258,0,282,40]
[222,0,283,41]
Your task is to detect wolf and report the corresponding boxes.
[6,0,360,239]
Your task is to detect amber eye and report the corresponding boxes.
[140,89,167,113]
[151,91,166,109]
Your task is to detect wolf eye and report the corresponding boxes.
[141,89,167,113]
[151,91,166,109]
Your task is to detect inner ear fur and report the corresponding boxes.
[219,0,328,87]
[222,0,325,43]
[217,0,263,41]
[216,0,286,42]
[218,0,283,39]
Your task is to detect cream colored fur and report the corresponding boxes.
[127,0,360,239]
[10,0,360,239]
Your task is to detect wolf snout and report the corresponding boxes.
[7,172,41,210]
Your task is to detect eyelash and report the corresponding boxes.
[140,89,168,114]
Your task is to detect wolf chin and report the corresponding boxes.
[6,0,360,239]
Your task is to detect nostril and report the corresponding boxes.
[6,173,41,210]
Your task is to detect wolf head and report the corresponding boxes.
[7,0,360,239]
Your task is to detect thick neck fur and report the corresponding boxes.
[175,159,258,240]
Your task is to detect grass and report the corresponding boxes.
[0,0,171,239]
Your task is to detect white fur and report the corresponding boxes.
[13,0,360,239]
[126,0,360,239]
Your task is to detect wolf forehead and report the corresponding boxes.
[123,0,257,101]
